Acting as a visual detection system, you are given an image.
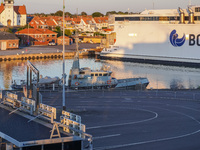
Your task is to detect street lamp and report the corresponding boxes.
[62,0,66,111]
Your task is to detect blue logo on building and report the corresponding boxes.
[170,30,186,47]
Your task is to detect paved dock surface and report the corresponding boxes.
[41,90,200,150]
[0,43,99,56]
[0,107,58,142]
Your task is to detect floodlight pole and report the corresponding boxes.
[62,0,66,111]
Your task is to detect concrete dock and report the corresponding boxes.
[40,89,200,150]
[0,43,99,61]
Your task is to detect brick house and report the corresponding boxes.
[0,31,19,50]
[57,36,71,45]
[15,28,58,46]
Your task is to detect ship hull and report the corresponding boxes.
[101,22,200,67]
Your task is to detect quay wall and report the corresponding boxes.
[0,51,95,61]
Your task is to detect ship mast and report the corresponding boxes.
[72,9,80,70]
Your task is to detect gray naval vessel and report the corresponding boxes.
[68,52,149,90]
[68,52,118,89]
[68,30,149,90]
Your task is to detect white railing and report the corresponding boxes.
[38,103,56,123]
[21,97,36,115]
[60,110,85,138]
[62,110,81,123]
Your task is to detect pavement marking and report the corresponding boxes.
[95,107,200,150]
[177,105,200,112]
[95,129,200,150]
[87,108,158,130]
[93,134,121,140]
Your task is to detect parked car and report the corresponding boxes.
[48,42,56,46]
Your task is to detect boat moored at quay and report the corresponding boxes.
[100,5,200,67]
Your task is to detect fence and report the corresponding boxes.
[21,97,36,115]
[60,90,200,101]
[3,91,36,115]
[38,103,56,123]
[60,110,85,138]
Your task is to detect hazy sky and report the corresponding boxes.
[14,0,200,15]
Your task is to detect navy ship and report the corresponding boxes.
[68,52,118,89]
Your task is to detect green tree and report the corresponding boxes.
[55,10,63,16]
[118,11,125,15]
[55,26,62,37]
[65,29,72,36]
[17,24,33,31]
[92,12,104,17]
[81,11,87,16]
[65,12,72,17]
[106,11,117,16]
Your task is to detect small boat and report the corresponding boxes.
[68,53,118,89]
[11,80,26,90]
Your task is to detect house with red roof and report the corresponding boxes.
[0,0,27,26]
[29,17,58,30]
[15,28,58,46]
[93,17,109,31]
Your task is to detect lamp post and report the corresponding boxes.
[62,0,66,111]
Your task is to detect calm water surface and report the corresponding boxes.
[1,58,200,90]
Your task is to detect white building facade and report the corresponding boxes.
[0,0,26,26]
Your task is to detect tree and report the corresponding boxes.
[17,24,33,32]
[81,11,87,16]
[65,12,72,17]
[55,10,63,16]
[55,26,62,37]
[106,11,117,16]
[92,12,104,17]
[118,11,125,15]
[65,29,72,36]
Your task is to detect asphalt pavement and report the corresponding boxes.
[0,43,100,56]
[41,89,200,150]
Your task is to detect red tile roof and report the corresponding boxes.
[94,17,108,23]
[14,5,26,15]
[0,3,4,14]
[16,28,57,35]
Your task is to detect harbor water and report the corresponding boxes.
[1,58,200,90]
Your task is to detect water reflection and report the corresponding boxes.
[1,58,200,90]
[104,60,200,89]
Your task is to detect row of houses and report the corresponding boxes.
[29,16,111,32]
[0,27,107,50]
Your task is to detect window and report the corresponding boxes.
[99,74,102,76]
[95,74,98,76]
[80,72,85,75]
[13,43,16,47]
[115,16,178,22]
[91,74,94,76]
[195,7,200,12]
[103,73,108,76]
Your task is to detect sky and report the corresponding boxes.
[14,0,200,15]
